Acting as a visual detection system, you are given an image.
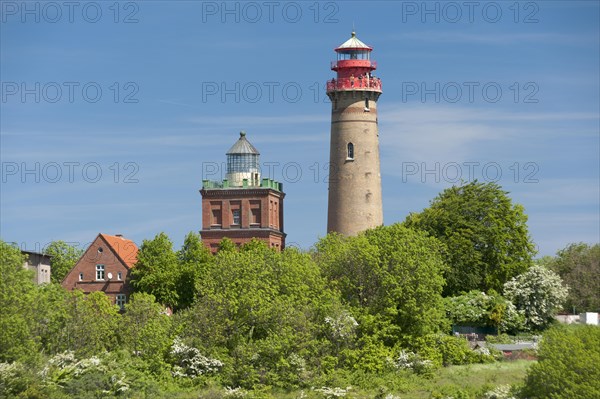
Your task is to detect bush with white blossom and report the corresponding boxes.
[313,386,352,398]
[503,265,568,330]
[170,337,223,378]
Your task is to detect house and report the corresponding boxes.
[22,250,52,284]
[61,233,138,309]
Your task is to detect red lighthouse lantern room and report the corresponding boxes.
[326,31,382,94]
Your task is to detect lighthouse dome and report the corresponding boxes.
[226,130,260,155]
[226,131,261,187]
[335,31,372,51]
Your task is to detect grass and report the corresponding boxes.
[395,360,532,399]
[168,360,533,399]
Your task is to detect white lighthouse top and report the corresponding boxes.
[335,31,372,51]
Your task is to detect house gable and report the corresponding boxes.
[61,233,138,308]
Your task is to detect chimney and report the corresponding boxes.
[115,234,123,237]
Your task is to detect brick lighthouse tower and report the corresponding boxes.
[326,31,383,235]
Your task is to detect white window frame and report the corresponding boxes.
[96,264,105,280]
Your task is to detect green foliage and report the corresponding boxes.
[44,241,84,284]
[410,334,493,368]
[521,324,600,398]
[30,283,74,355]
[0,240,38,362]
[445,291,525,333]
[63,291,121,356]
[503,266,568,331]
[131,232,213,312]
[404,181,536,296]
[130,232,181,309]
[546,242,600,312]
[177,240,340,388]
[122,293,175,372]
[177,232,213,311]
[315,224,448,345]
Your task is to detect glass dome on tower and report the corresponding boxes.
[226,131,260,187]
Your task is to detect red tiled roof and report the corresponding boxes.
[99,234,138,268]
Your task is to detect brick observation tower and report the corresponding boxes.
[326,31,383,236]
[200,132,285,252]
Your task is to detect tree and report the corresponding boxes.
[122,293,174,372]
[444,290,524,333]
[176,232,213,311]
[521,324,600,398]
[44,241,84,283]
[315,224,448,345]
[503,265,568,331]
[404,181,536,296]
[130,232,180,309]
[547,243,600,313]
[0,240,37,361]
[177,240,340,387]
[63,290,121,356]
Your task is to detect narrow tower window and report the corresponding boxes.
[364,98,370,111]
[347,143,354,160]
[232,209,241,225]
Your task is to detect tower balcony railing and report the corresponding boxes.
[331,60,377,70]
[326,77,382,93]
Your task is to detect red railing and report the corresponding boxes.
[326,77,382,93]
[331,60,377,70]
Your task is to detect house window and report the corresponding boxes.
[117,272,122,280]
[232,209,241,225]
[347,143,354,160]
[116,294,126,310]
[79,272,83,281]
[96,264,105,280]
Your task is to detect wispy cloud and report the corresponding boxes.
[389,31,599,45]
[379,103,599,165]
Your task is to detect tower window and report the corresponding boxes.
[212,209,222,226]
[347,143,354,160]
[232,209,241,225]
[364,98,370,111]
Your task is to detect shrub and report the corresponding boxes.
[520,324,600,398]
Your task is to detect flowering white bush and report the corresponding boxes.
[288,352,307,374]
[0,362,25,394]
[325,310,358,341]
[170,337,223,378]
[482,385,516,399]
[40,351,102,385]
[313,386,352,398]
[503,266,568,330]
[393,350,433,373]
[474,346,491,356]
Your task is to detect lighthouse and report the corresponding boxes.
[326,31,383,236]
[200,132,286,252]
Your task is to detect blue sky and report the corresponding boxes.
[1,1,599,256]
